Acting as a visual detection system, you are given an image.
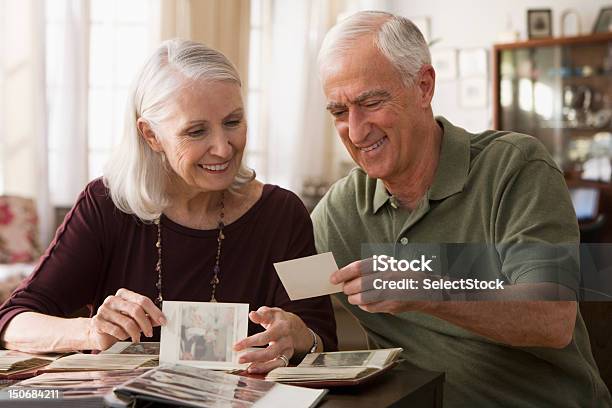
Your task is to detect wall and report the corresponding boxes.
[391,0,610,132]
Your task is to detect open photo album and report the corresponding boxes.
[0,350,63,379]
[265,348,403,385]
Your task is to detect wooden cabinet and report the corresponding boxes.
[493,33,612,243]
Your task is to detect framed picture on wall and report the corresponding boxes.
[593,7,612,33]
[458,48,488,78]
[431,49,457,81]
[459,78,488,108]
[527,9,553,39]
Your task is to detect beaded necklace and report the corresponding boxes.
[153,192,225,307]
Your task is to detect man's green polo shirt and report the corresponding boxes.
[311,117,611,407]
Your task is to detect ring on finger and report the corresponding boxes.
[276,354,289,367]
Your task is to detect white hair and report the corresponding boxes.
[104,39,255,221]
[318,11,431,86]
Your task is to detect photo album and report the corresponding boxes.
[265,348,403,384]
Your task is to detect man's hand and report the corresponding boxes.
[330,259,577,348]
[330,258,438,314]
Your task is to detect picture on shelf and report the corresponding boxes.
[593,7,612,33]
[527,9,553,39]
[559,9,582,37]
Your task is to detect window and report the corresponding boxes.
[45,0,70,204]
[88,0,154,178]
[246,0,267,180]
[45,0,155,205]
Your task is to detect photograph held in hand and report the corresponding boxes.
[160,301,249,370]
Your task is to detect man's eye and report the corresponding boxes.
[364,100,382,108]
[331,110,347,118]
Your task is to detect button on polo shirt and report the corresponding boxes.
[311,116,609,407]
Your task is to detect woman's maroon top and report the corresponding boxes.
[0,179,337,349]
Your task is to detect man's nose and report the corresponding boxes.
[347,108,370,144]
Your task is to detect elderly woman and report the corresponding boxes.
[0,39,336,373]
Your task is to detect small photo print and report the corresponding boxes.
[121,342,160,355]
[160,301,249,370]
[300,348,403,370]
[180,304,235,361]
[310,351,372,367]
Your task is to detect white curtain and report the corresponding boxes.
[260,0,334,192]
[259,0,392,193]
[47,0,90,208]
[155,0,192,41]
[0,0,91,245]
[0,0,52,245]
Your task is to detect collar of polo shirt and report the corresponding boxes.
[372,116,471,214]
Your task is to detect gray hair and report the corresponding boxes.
[104,39,255,221]
[318,11,431,86]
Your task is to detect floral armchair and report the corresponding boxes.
[0,196,41,303]
[0,196,40,263]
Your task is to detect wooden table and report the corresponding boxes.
[319,362,444,408]
[126,362,444,408]
[0,362,443,407]
[127,362,443,408]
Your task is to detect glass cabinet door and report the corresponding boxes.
[496,35,612,174]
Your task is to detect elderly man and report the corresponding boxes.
[311,10,611,407]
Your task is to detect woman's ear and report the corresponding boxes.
[137,118,163,152]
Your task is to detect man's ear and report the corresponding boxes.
[417,64,436,108]
[137,118,163,152]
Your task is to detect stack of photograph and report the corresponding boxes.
[114,364,327,408]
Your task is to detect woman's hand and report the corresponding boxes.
[233,306,315,374]
[87,288,166,350]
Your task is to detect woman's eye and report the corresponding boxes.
[224,120,242,128]
[187,129,206,137]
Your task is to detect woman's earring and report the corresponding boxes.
[160,152,170,171]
